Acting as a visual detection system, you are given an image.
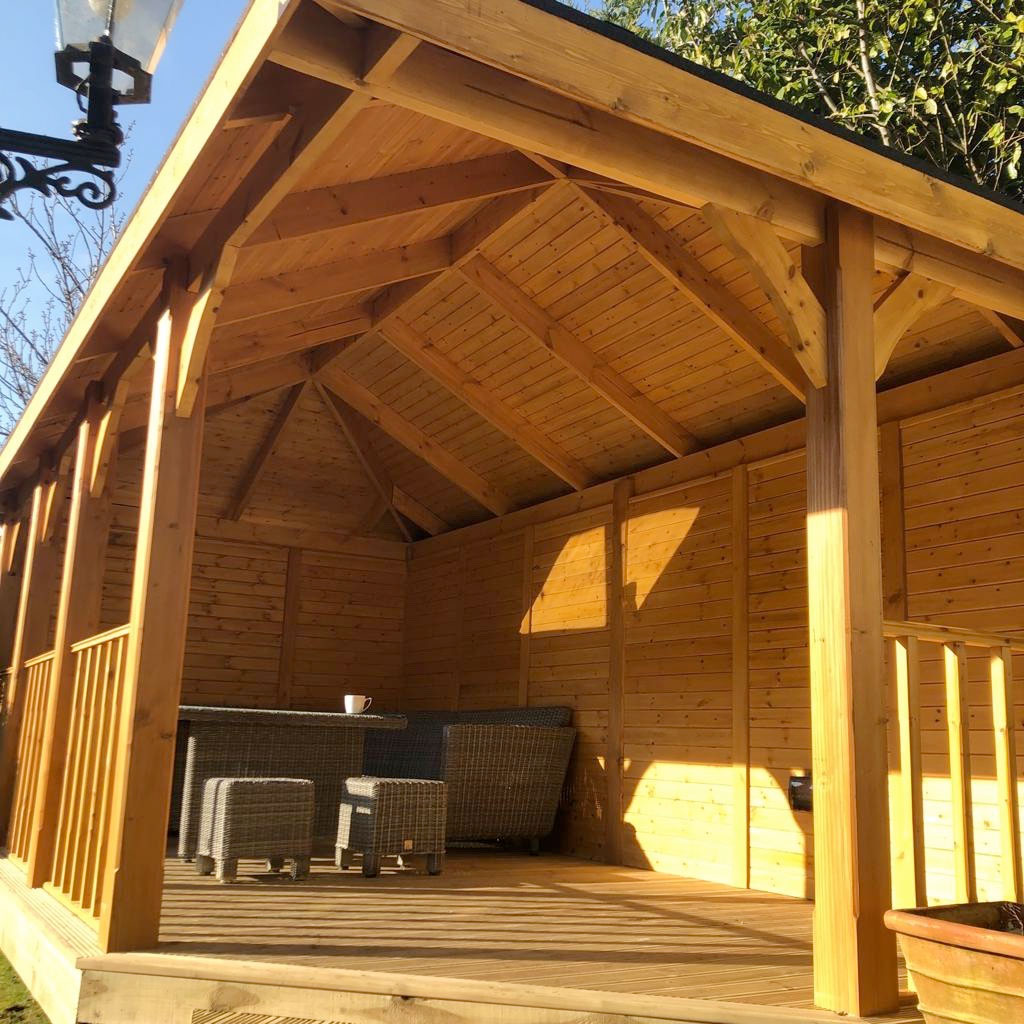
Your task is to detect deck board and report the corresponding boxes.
[158,850,922,1022]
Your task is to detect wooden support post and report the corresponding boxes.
[879,422,908,620]
[944,641,975,904]
[0,478,62,839]
[277,547,302,709]
[0,520,26,673]
[99,285,208,952]
[518,526,534,707]
[25,387,115,885]
[606,477,631,866]
[804,203,898,1016]
[731,465,750,890]
[990,645,1022,902]
[891,635,926,908]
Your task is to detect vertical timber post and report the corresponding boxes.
[26,386,115,884]
[99,276,208,952]
[805,202,898,1016]
[0,474,62,839]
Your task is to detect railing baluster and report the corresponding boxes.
[990,644,1023,902]
[892,634,926,908]
[943,640,975,904]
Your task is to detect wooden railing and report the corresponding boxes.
[46,624,130,923]
[884,619,1024,909]
[6,650,56,863]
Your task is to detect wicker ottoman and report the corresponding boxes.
[336,777,447,878]
[196,777,313,883]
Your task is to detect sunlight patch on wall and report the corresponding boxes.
[524,524,608,634]
[626,504,700,609]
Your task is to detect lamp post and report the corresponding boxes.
[0,0,182,221]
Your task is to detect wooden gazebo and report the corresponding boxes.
[1,1,1024,1022]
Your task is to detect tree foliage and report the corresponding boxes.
[590,0,1024,200]
[0,189,124,439]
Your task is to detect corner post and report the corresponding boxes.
[0,474,62,838]
[25,385,116,885]
[805,203,898,1015]
[99,273,208,952]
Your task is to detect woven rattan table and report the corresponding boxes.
[177,706,406,858]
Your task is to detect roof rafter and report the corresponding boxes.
[318,363,513,516]
[873,273,954,379]
[314,381,414,542]
[580,187,809,401]
[378,318,595,491]
[177,27,422,417]
[225,381,308,520]
[979,308,1024,349]
[702,204,828,389]
[392,486,448,535]
[457,254,702,458]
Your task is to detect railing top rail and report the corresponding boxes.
[22,649,56,670]
[69,622,130,655]
[883,618,1024,653]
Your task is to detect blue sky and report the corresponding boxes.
[2,0,249,288]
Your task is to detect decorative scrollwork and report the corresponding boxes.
[0,150,116,221]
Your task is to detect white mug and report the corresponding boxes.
[345,694,372,714]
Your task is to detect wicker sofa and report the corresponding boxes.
[363,706,576,848]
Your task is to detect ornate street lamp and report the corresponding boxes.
[0,0,182,220]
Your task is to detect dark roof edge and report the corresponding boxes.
[521,0,1024,221]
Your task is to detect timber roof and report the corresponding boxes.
[2,0,1024,541]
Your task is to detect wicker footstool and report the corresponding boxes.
[336,777,447,878]
[196,777,313,883]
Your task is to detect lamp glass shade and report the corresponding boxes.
[56,0,183,72]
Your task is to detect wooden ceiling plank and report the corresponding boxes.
[457,254,702,458]
[318,364,512,515]
[703,203,828,388]
[225,381,308,520]
[379,318,595,490]
[314,381,414,542]
[583,188,809,401]
[392,486,448,535]
[873,273,955,379]
[246,151,553,249]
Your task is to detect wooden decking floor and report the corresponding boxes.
[158,850,922,1021]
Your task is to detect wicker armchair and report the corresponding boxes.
[442,724,575,847]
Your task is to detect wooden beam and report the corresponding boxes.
[804,204,897,1016]
[0,520,25,670]
[458,254,701,457]
[177,29,421,416]
[891,634,926,909]
[392,486,447,536]
[226,382,307,521]
[322,0,1024,275]
[702,204,828,388]
[25,388,115,886]
[605,477,631,866]
[276,547,302,709]
[944,640,976,904]
[731,464,750,890]
[245,151,552,250]
[379,319,595,490]
[99,292,209,953]
[990,645,1023,902]
[879,421,908,620]
[318,364,512,516]
[583,188,809,400]
[314,382,413,542]
[873,273,953,379]
[217,238,451,327]
[979,307,1024,348]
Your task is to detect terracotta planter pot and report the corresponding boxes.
[885,902,1024,1024]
